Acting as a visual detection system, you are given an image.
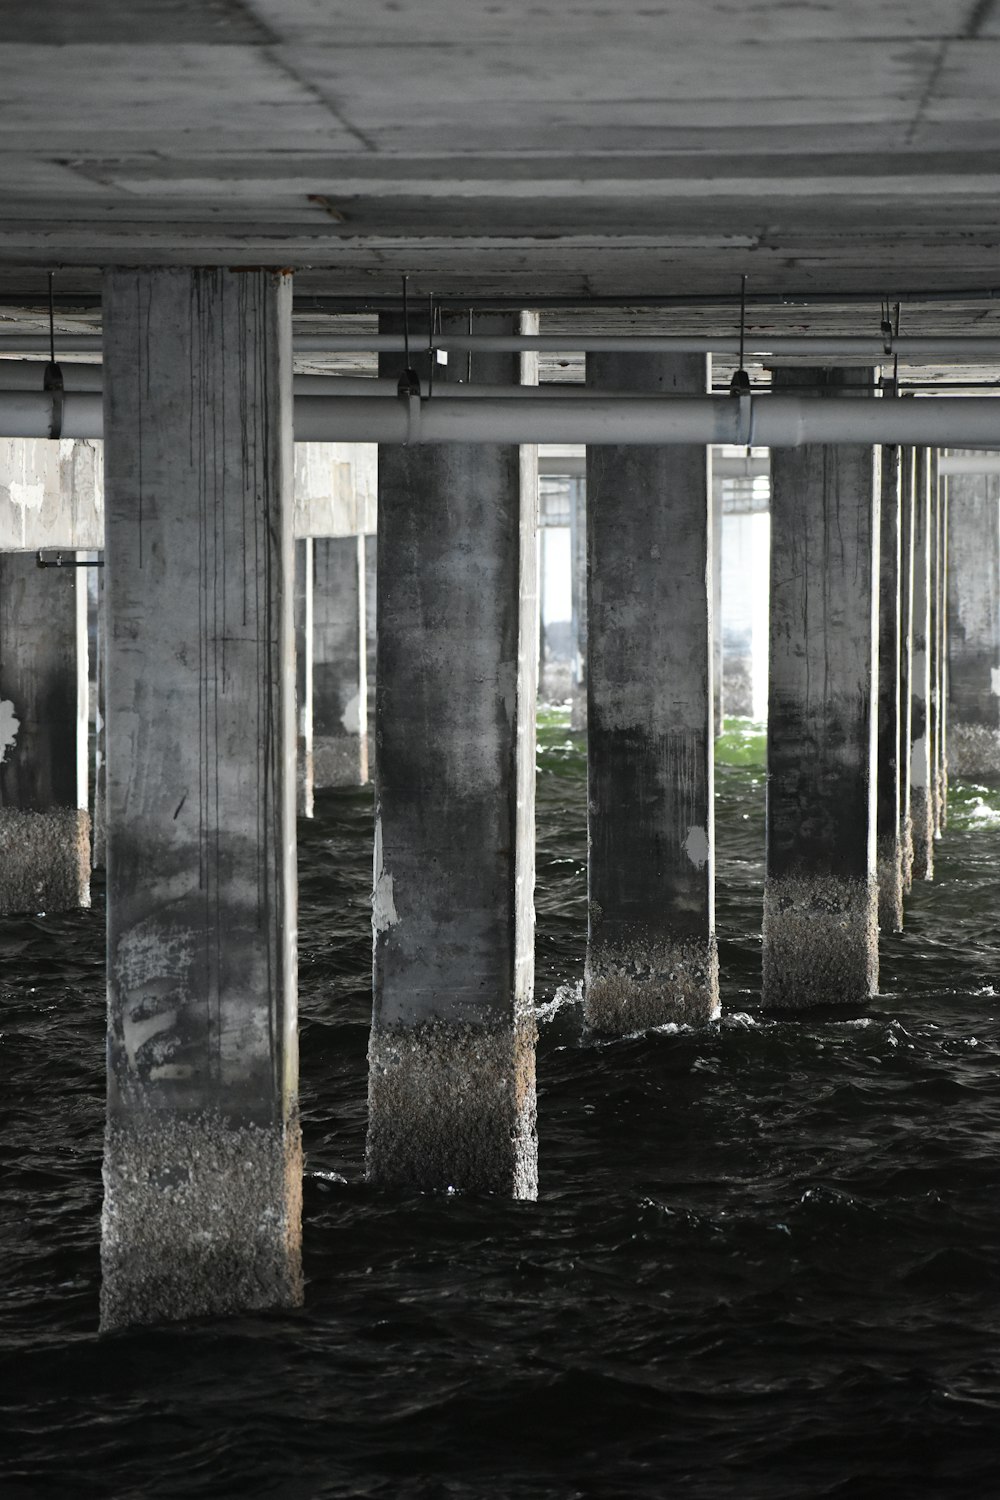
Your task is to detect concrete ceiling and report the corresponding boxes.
[2,2,1000,335]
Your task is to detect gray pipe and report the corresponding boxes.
[2,390,999,447]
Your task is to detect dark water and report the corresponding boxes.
[3,717,1000,1498]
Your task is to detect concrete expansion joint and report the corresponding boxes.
[366,1017,538,1199]
[100,1110,303,1332]
[762,873,878,1008]
[584,928,720,1034]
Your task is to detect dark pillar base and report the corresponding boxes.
[900,814,914,894]
[584,928,719,1032]
[100,1114,303,1332]
[313,733,367,787]
[367,1018,538,1198]
[762,875,877,1008]
[876,836,904,933]
[911,785,935,880]
[0,806,90,913]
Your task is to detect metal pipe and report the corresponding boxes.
[2,390,999,447]
[9,332,1000,362]
[293,394,1000,447]
[538,452,771,478]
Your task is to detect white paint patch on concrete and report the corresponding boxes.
[340,691,361,735]
[910,735,930,788]
[10,479,44,514]
[0,699,20,764]
[990,666,1000,697]
[372,815,399,936]
[683,824,711,869]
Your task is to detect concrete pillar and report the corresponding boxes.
[763,368,879,1008]
[713,473,725,735]
[721,512,758,717]
[928,451,943,836]
[364,530,377,740]
[92,559,106,868]
[368,311,538,1195]
[910,448,934,881]
[0,552,90,912]
[938,473,949,828]
[295,537,314,817]
[947,464,1000,780]
[569,474,587,731]
[100,267,301,1330]
[877,444,904,932]
[584,352,718,1032]
[899,447,915,893]
[312,535,368,787]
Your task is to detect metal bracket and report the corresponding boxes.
[43,361,64,439]
[36,551,104,569]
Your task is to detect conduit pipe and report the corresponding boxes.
[10,332,1000,362]
[3,390,1000,447]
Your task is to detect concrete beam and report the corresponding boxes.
[0,436,375,551]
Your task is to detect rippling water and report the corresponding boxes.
[3,715,1000,1498]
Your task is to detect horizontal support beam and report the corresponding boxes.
[2,391,1000,448]
[7,333,1000,363]
[938,453,1000,474]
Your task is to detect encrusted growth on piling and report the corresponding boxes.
[100,1112,303,1332]
[876,837,904,933]
[910,787,935,881]
[313,733,368,788]
[762,874,878,1007]
[947,723,1000,782]
[900,813,914,894]
[297,743,314,819]
[584,929,720,1033]
[0,807,90,913]
[367,1018,538,1197]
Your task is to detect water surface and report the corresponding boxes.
[2,714,999,1497]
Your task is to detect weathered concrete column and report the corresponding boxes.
[938,472,949,828]
[877,443,904,931]
[569,473,587,730]
[364,531,377,740]
[368,312,538,1195]
[713,472,725,735]
[100,267,301,1330]
[910,448,934,881]
[585,352,718,1032]
[763,368,879,1008]
[0,552,90,912]
[312,534,368,786]
[928,451,945,835]
[946,464,1000,781]
[899,447,915,893]
[295,537,314,817]
[91,558,107,869]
